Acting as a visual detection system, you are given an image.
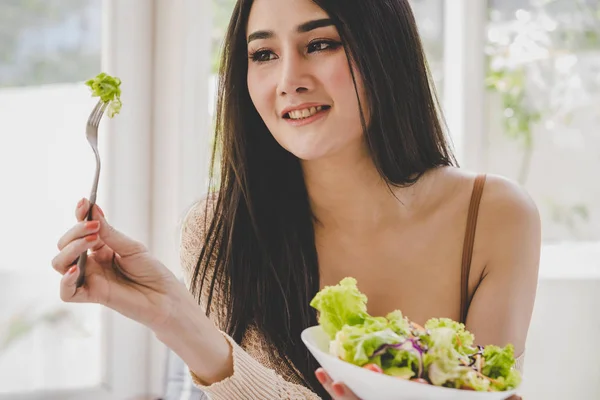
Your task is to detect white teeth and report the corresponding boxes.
[288,106,324,120]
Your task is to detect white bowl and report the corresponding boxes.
[301,325,519,400]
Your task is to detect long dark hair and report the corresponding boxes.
[190,0,456,397]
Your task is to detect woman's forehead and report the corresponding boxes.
[246,0,330,36]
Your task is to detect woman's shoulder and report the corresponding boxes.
[179,193,227,323]
[179,193,219,280]
[472,171,540,232]
[435,167,539,223]
[442,168,541,270]
[180,192,219,241]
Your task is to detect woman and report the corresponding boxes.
[52,0,540,398]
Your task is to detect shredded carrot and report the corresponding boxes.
[411,322,425,331]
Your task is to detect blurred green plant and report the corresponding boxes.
[485,66,541,184]
[485,2,600,186]
[485,1,599,237]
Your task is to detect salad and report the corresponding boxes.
[310,277,521,392]
[85,72,122,118]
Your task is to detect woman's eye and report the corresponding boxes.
[307,40,340,53]
[250,50,277,63]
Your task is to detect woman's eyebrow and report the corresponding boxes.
[247,18,334,43]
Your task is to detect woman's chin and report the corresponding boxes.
[287,146,332,162]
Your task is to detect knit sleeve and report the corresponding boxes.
[179,195,225,328]
[179,198,322,400]
[188,331,321,400]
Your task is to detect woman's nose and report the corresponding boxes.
[277,55,312,96]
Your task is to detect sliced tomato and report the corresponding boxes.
[362,363,383,373]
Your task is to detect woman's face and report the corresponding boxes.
[246,0,368,161]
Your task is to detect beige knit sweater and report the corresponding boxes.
[180,199,320,399]
[179,199,524,400]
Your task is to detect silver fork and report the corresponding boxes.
[76,100,108,288]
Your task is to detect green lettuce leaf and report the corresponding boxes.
[482,344,521,390]
[452,370,491,392]
[385,366,415,379]
[383,344,420,378]
[489,369,521,391]
[331,323,404,365]
[385,310,412,337]
[310,277,368,339]
[424,318,475,353]
[422,327,471,386]
[85,72,122,118]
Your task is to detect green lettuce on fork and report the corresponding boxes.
[309,277,521,392]
[85,72,122,118]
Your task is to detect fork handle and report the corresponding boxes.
[75,204,95,288]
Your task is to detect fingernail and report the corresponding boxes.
[85,221,100,230]
[315,370,326,384]
[77,198,85,209]
[96,205,105,218]
[68,265,78,275]
[85,234,98,242]
[332,383,345,397]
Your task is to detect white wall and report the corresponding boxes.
[521,265,600,399]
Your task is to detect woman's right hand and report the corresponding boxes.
[52,198,188,332]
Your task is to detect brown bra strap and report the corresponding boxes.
[459,174,487,324]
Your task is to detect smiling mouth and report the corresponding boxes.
[283,105,331,120]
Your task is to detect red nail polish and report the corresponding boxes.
[315,371,326,384]
[332,383,345,397]
[96,205,105,217]
[68,265,78,275]
[85,221,100,230]
[77,198,85,209]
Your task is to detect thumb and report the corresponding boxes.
[91,204,147,257]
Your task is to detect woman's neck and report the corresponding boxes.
[301,145,427,234]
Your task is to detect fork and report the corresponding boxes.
[75,100,108,289]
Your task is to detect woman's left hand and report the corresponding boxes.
[315,368,524,400]
[315,368,360,399]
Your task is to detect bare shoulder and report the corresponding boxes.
[479,174,540,233]
[431,167,541,271]
[433,167,538,219]
[477,173,542,272]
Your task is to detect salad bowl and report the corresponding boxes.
[302,325,519,400]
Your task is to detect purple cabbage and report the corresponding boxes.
[370,338,425,378]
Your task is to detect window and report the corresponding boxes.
[209,0,236,117]
[410,0,445,95]
[485,0,600,243]
[0,0,104,395]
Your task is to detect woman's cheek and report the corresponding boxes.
[248,69,275,115]
[322,56,355,93]
[322,58,368,120]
